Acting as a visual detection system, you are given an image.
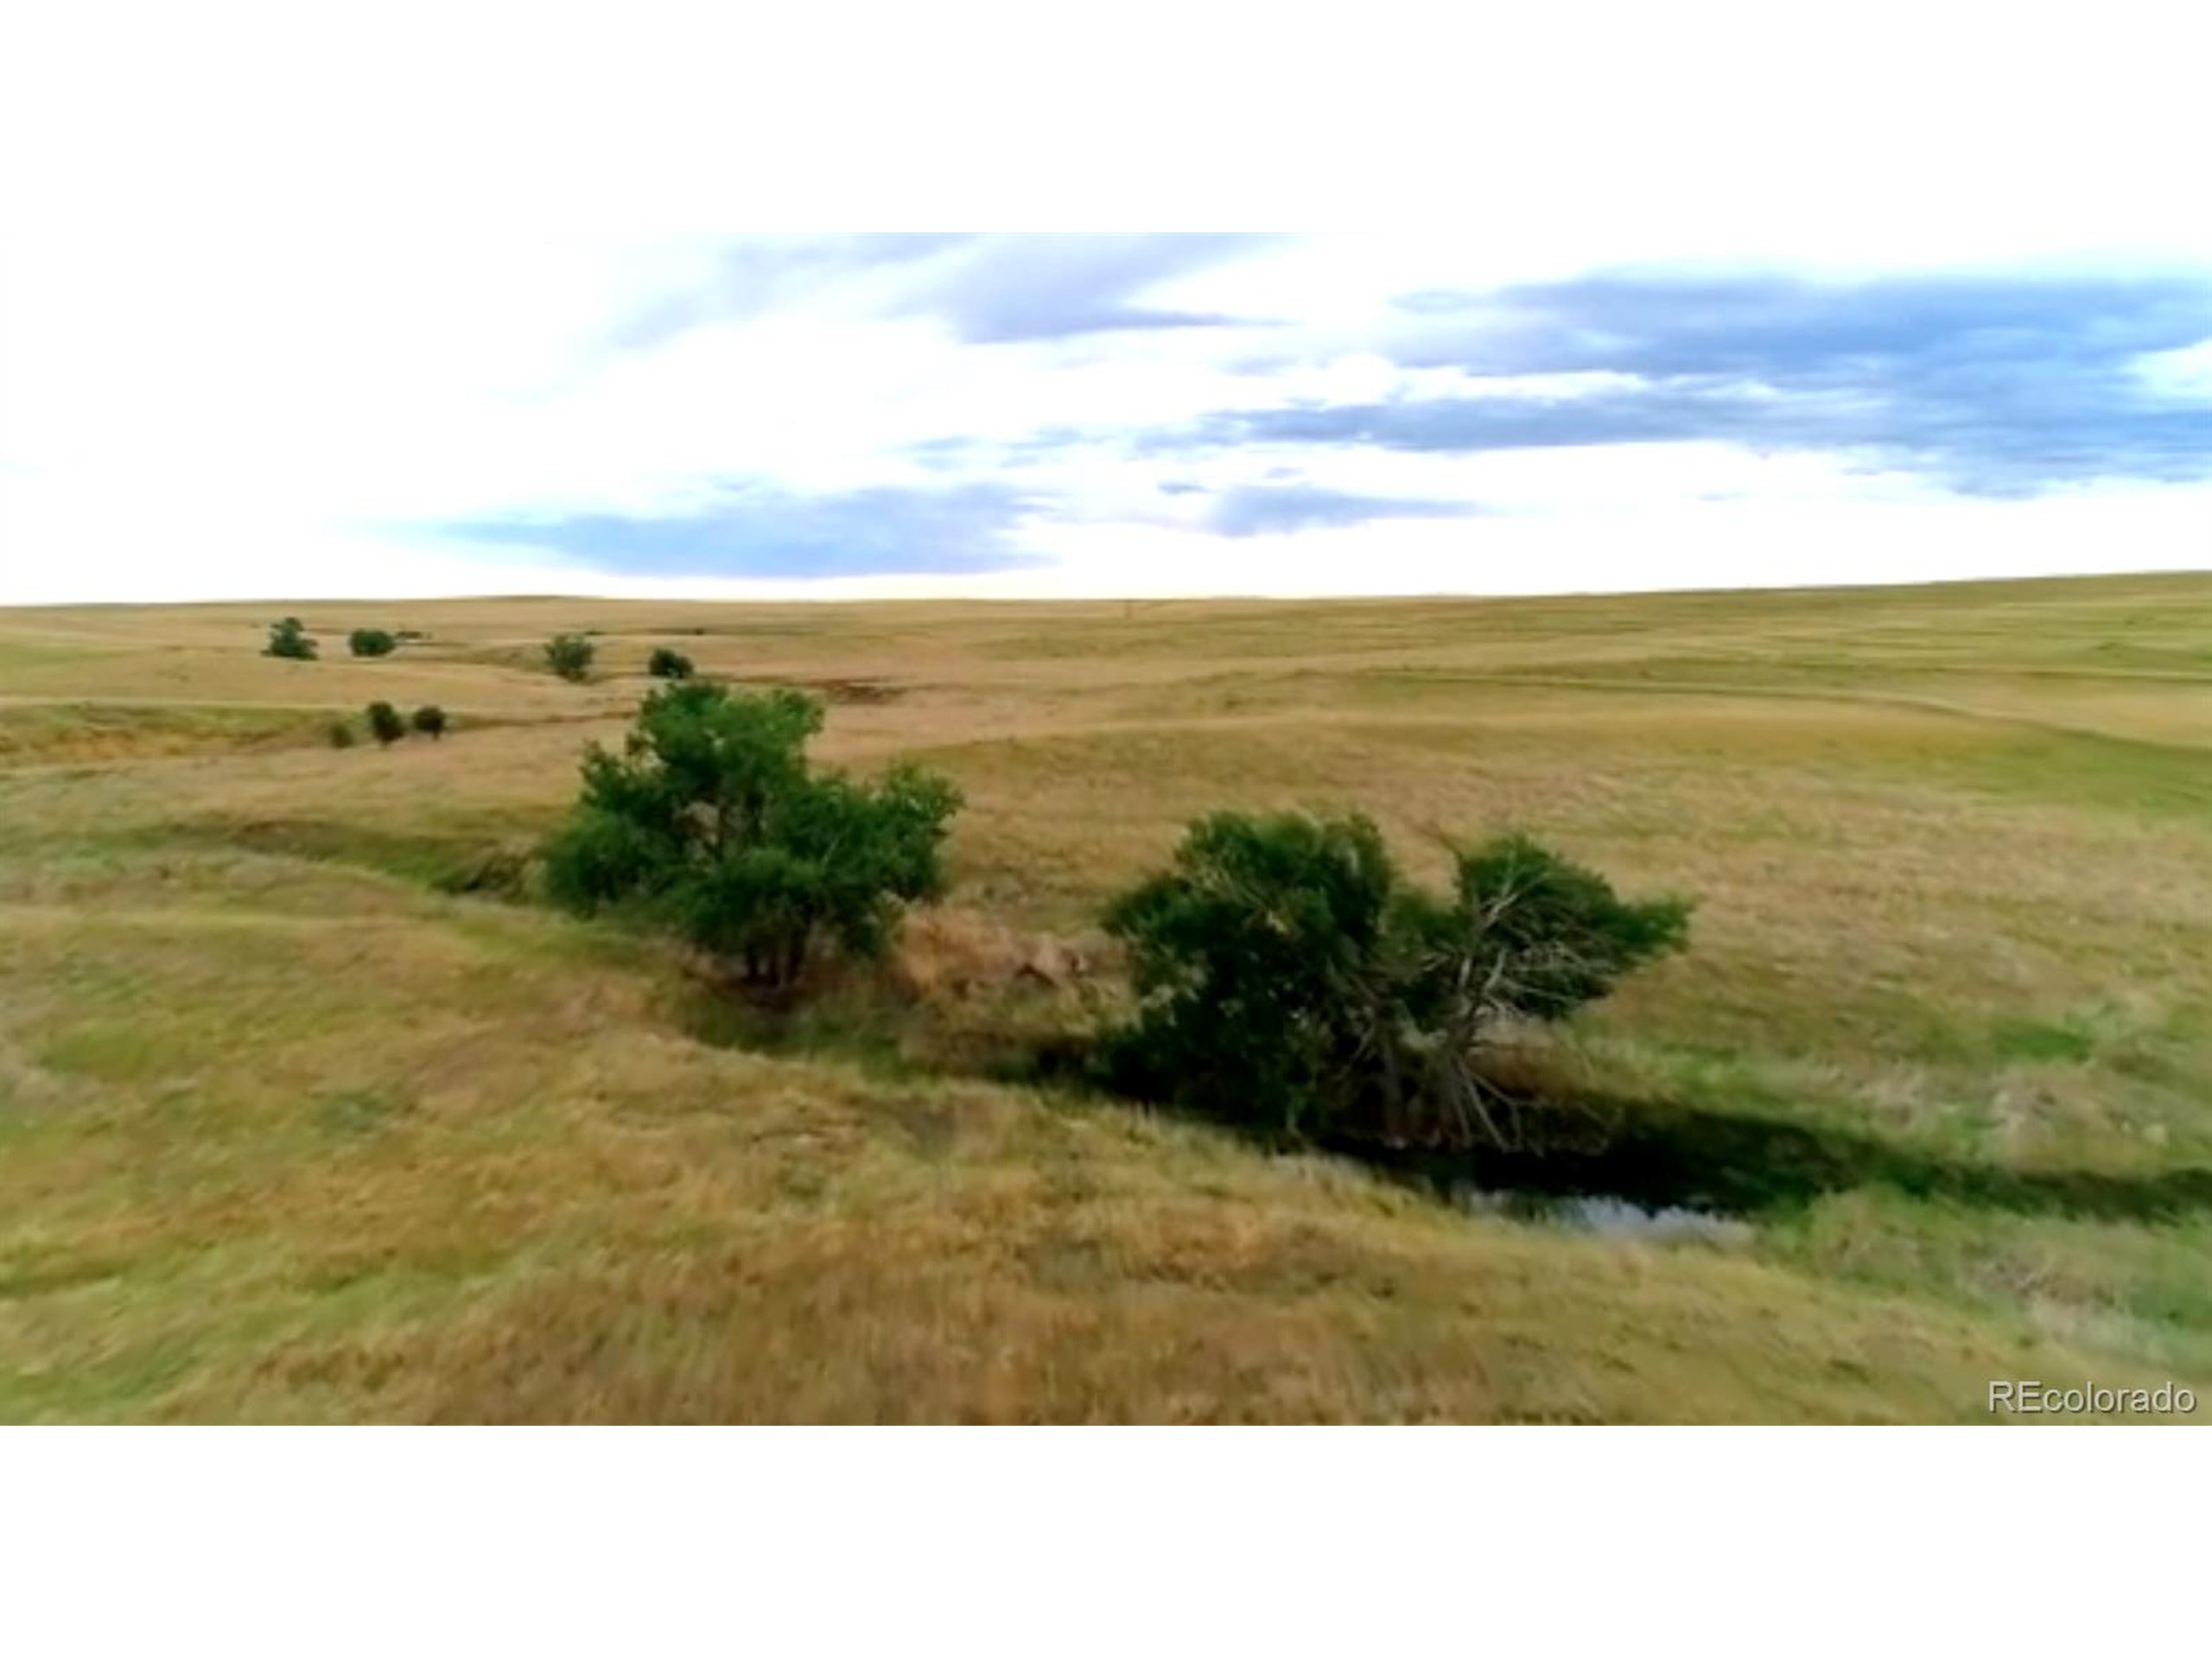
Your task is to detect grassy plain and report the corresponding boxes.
[3,572,2209,1421]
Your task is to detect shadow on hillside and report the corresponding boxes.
[1341,1092,2212,1225]
[681,976,2212,1228]
[155,816,545,893]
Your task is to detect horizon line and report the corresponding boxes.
[5,566,2210,613]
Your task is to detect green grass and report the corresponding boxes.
[2,572,2209,1421]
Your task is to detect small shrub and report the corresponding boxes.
[347,628,398,658]
[647,646,696,680]
[365,701,406,746]
[410,704,448,740]
[264,617,317,660]
[544,633,595,682]
[541,680,961,995]
[327,718,357,748]
[1103,812,1689,1150]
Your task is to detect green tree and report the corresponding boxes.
[1103,812,1396,1138]
[264,617,317,660]
[1103,812,1689,1149]
[646,645,695,680]
[348,627,398,658]
[544,633,595,682]
[542,682,961,995]
[365,701,406,746]
[410,704,448,740]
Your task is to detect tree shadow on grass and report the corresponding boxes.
[677,980,2212,1227]
[1344,1091,2212,1225]
[152,816,541,894]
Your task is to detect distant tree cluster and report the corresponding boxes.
[332,702,447,748]
[544,633,595,682]
[264,617,317,660]
[266,619,418,660]
[647,646,696,680]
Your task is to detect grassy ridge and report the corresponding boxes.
[2,572,2209,1420]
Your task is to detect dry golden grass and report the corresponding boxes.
[3,572,2210,1421]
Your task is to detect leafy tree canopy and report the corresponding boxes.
[1103,811,1689,1149]
[543,682,961,993]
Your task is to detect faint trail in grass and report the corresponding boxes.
[1313,669,2212,756]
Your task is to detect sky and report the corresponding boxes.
[1,16,2208,604]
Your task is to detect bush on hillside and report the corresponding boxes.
[1102,811,1689,1150]
[264,617,317,660]
[542,681,961,995]
[327,718,357,748]
[647,646,696,680]
[410,704,448,740]
[544,632,595,682]
[347,628,398,658]
[365,701,406,746]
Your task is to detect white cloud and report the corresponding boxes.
[2133,340,2212,402]
[0,236,2202,601]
